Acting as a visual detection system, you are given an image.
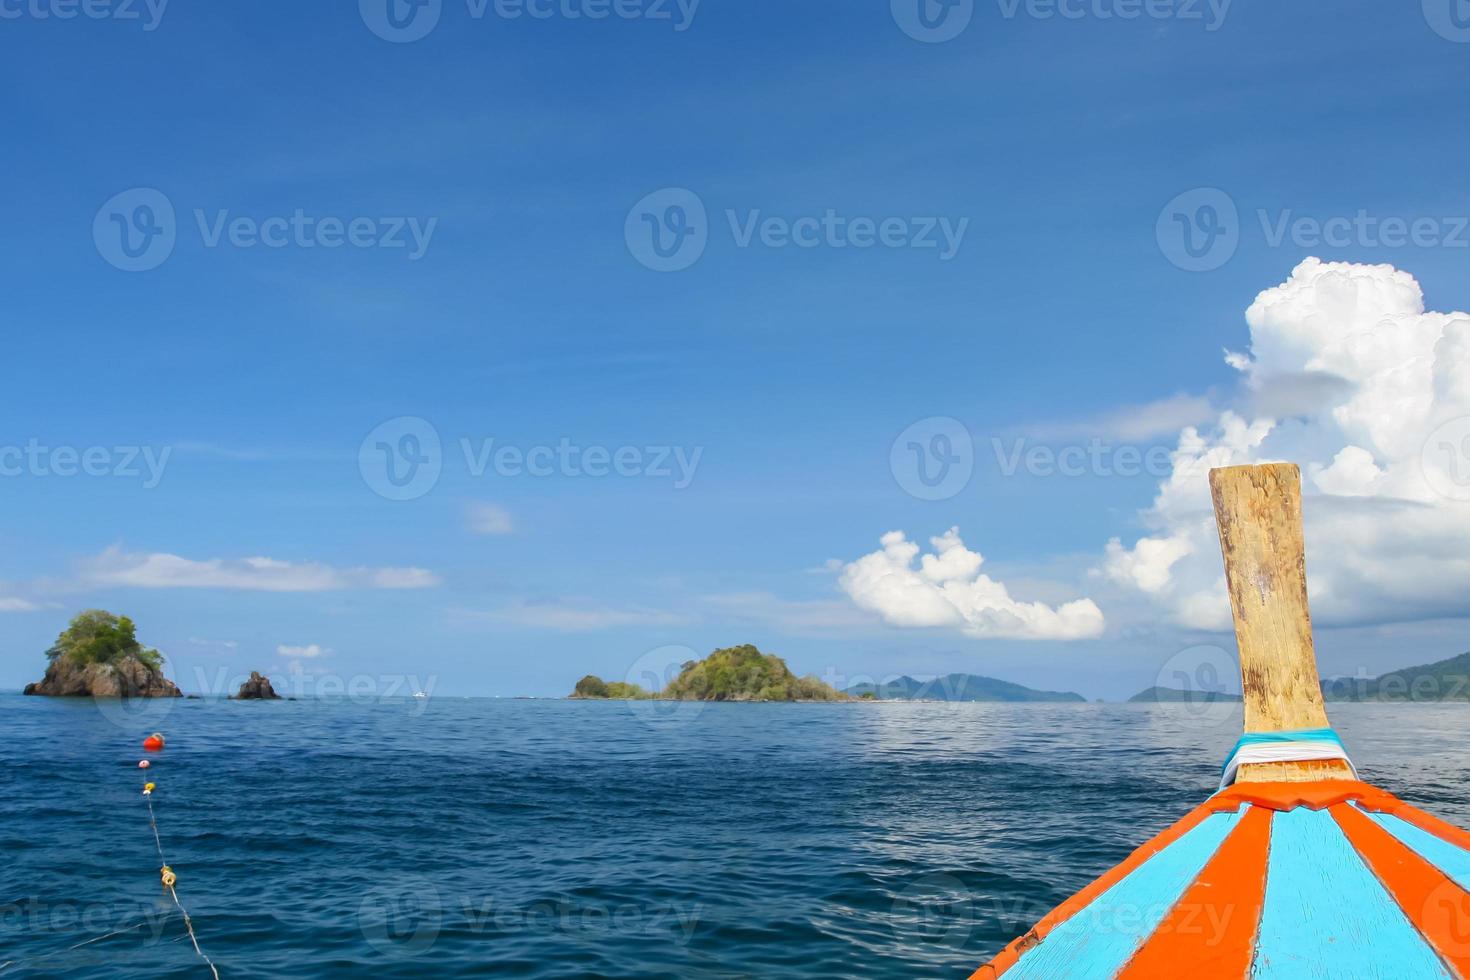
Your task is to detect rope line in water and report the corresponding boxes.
[144,790,221,980]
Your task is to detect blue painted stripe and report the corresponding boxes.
[1253,808,1451,979]
[1005,809,1241,980]
[1368,810,1470,893]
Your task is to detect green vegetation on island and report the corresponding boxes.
[25,610,181,698]
[1321,652,1470,702]
[570,644,848,702]
[572,675,654,700]
[845,673,1085,702]
[48,609,165,671]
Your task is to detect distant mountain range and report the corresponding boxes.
[1321,651,1470,702]
[1128,686,1243,704]
[1132,652,1470,704]
[845,673,1086,703]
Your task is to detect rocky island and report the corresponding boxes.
[233,671,282,700]
[23,610,181,698]
[571,644,848,701]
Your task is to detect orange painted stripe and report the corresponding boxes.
[1208,779,1392,814]
[1383,802,1470,853]
[969,799,1224,979]
[1332,803,1470,976]
[1114,804,1272,980]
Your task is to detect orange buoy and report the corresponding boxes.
[143,733,165,752]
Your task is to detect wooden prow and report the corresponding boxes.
[1209,463,1355,783]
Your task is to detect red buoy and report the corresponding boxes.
[143,734,165,752]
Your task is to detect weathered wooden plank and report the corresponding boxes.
[1208,463,1354,783]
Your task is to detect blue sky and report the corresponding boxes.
[3,0,1470,699]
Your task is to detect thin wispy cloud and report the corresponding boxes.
[701,591,874,632]
[465,502,515,536]
[1021,392,1218,442]
[0,597,41,613]
[189,636,239,653]
[458,600,691,633]
[79,546,440,593]
[278,644,329,659]
[170,441,346,463]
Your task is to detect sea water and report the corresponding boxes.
[1,696,1466,978]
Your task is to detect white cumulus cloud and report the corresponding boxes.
[839,528,1105,640]
[80,546,441,592]
[1103,257,1470,630]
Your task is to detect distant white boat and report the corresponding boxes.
[413,691,428,699]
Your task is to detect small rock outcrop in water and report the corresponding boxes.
[23,610,181,698]
[233,671,282,700]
